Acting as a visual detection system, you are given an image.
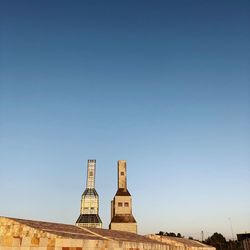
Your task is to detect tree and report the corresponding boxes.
[157,231,164,235]
[169,232,176,237]
[177,233,182,238]
[205,232,227,250]
[205,233,243,250]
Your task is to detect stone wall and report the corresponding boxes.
[0,217,166,250]
[109,222,137,234]
[0,217,215,250]
[147,234,216,250]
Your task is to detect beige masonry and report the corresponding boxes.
[0,216,215,250]
[118,159,127,189]
[110,222,137,234]
[109,160,137,233]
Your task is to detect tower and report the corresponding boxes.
[109,160,137,233]
[76,159,102,228]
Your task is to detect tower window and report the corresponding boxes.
[118,202,123,207]
[89,171,93,176]
[124,202,129,207]
[121,172,124,176]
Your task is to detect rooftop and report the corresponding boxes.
[1,216,160,244]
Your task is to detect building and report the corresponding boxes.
[0,216,215,250]
[237,233,250,250]
[147,234,215,250]
[109,160,137,233]
[75,159,102,228]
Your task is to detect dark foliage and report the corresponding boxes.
[156,232,183,238]
[177,233,182,238]
[155,231,243,250]
[157,231,164,236]
[205,232,243,250]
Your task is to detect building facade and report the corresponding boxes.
[237,234,250,250]
[109,160,137,233]
[0,217,217,250]
[76,159,102,228]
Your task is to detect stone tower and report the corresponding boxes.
[76,159,102,228]
[109,160,137,233]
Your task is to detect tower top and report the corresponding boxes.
[86,159,96,189]
[118,160,127,190]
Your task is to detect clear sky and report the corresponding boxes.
[0,0,249,240]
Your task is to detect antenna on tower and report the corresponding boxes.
[228,217,235,240]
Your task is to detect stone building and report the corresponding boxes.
[75,159,102,228]
[237,233,250,250]
[0,216,215,250]
[147,234,215,250]
[109,160,137,233]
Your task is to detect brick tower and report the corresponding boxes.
[76,159,102,228]
[109,160,137,233]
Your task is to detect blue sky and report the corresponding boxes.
[0,0,249,239]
